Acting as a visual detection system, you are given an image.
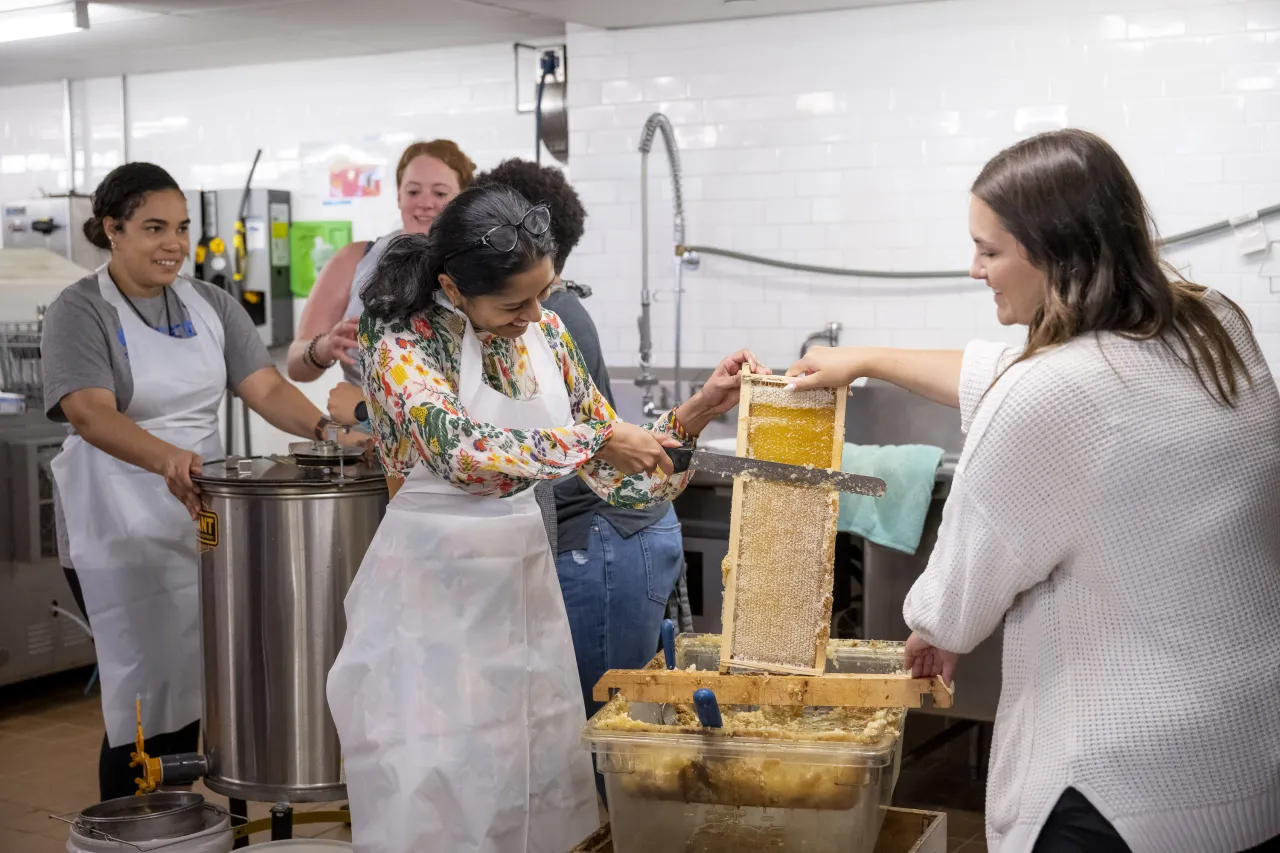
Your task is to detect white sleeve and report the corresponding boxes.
[905,356,1080,654]
[902,477,1046,654]
[958,340,1020,435]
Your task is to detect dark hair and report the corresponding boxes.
[395,139,476,190]
[362,185,557,321]
[973,128,1251,405]
[82,162,182,250]
[474,159,586,274]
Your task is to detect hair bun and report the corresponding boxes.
[82,216,110,250]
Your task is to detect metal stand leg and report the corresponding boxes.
[230,799,249,850]
[674,560,694,633]
[968,723,981,780]
[271,802,294,840]
[977,722,992,781]
[902,718,975,768]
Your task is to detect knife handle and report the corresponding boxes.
[665,447,693,473]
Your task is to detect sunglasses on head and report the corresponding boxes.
[442,204,551,264]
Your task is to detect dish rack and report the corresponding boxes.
[0,319,44,403]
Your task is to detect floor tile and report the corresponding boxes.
[0,827,69,853]
[3,805,70,840]
[0,800,35,823]
[319,823,353,841]
[0,771,41,807]
[944,808,985,846]
[0,715,65,737]
[955,840,989,853]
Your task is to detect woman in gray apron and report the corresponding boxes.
[326,185,762,853]
[286,139,475,406]
[42,162,364,801]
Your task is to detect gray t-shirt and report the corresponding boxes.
[42,271,273,568]
[543,286,670,554]
[42,272,272,421]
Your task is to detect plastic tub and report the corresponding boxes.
[672,633,907,675]
[583,634,908,853]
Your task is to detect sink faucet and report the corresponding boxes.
[640,382,670,418]
[800,322,843,358]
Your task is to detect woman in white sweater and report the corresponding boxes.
[789,129,1280,853]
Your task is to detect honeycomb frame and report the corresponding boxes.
[719,369,848,675]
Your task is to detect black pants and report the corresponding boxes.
[64,568,203,802]
[1034,788,1280,853]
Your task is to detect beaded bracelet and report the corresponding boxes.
[304,334,335,370]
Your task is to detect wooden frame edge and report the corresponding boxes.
[719,366,754,673]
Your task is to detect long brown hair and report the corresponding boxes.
[972,128,1251,405]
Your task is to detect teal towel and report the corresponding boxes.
[837,443,945,555]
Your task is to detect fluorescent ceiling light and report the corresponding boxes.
[0,2,89,45]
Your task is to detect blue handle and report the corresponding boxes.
[661,619,676,670]
[693,688,723,728]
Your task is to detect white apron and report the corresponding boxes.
[342,231,398,386]
[50,266,226,747]
[326,300,599,853]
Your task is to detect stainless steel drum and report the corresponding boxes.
[193,446,388,802]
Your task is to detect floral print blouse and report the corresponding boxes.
[359,301,693,507]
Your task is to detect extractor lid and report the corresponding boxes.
[288,439,367,466]
[194,450,385,486]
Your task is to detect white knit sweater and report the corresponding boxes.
[903,293,1280,853]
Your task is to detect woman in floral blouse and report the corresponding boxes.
[326,184,761,853]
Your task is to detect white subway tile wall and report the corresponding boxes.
[1,0,1279,383]
[0,44,538,242]
[565,1,1280,373]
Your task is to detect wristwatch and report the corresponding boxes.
[354,401,369,424]
[314,416,336,441]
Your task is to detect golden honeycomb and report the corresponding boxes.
[745,403,836,468]
[724,376,844,673]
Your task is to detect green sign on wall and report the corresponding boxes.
[290,221,354,298]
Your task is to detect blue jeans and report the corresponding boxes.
[556,507,683,778]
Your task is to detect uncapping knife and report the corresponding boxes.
[665,447,886,497]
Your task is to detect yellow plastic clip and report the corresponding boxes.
[129,698,164,795]
[233,222,247,283]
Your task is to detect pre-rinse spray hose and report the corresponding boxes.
[678,202,1280,280]
[638,113,687,410]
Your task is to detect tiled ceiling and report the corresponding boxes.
[0,0,933,87]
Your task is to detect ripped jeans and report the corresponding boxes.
[555,507,685,723]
